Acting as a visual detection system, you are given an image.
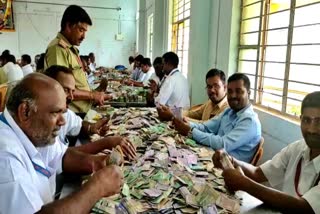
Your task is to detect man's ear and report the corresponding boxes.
[17,102,31,122]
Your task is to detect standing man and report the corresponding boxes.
[44,5,110,114]
[169,73,261,162]
[88,52,96,72]
[155,52,190,117]
[20,54,33,76]
[213,91,320,214]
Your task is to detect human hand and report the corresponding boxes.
[91,118,109,136]
[157,105,174,121]
[92,91,105,106]
[89,165,124,197]
[172,117,190,136]
[212,149,233,169]
[118,137,137,161]
[148,79,158,92]
[104,93,113,101]
[222,167,246,192]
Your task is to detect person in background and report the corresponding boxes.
[128,56,135,71]
[146,57,164,107]
[20,54,33,76]
[213,91,320,214]
[184,69,228,122]
[44,5,111,114]
[161,73,261,163]
[36,53,45,73]
[88,52,96,72]
[124,58,155,87]
[0,54,24,84]
[0,73,123,213]
[130,54,144,81]
[155,51,190,118]
[0,50,10,67]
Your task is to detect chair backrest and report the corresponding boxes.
[251,137,264,166]
[0,83,8,112]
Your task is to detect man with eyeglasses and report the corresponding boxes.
[160,73,261,162]
[184,68,228,122]
[212,91,320,213]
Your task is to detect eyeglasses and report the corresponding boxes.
[206,84,221,90]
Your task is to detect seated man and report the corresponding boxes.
[130,54,144,81]
[155,52,190,117]
[0,73,123,213]
[124,58,155,87]
[212,91,320,214]
[0,54,24,84]
[185,68,228,122]
[44,65,136,160]
[146,57,165,107]
[164,73,261,162]
[20,54,34,76]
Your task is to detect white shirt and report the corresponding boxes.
[260,139,320,214]
[130,67,139,80]
[89,63,96,72]
[3,62,24,83]
[155,68,190,109]
[59,109,83,145]
[22,64,34,76]
[149,72,160,85]
[0,109,67,213]
[142,67,155,86]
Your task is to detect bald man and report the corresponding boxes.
[0,73,123,213]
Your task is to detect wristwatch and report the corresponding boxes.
[187,127,194,138]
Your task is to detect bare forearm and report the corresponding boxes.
[73,89,92,101]
[72,137,117,154]
[62,149,94,174]
[233,159,267,182]
[37,182,101,214]
[242,178,314,214]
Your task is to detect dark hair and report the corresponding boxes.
[88,52,94,57]
[80,55,89,63]
[61,5,92,31]
[162,52,179,67]
[21,54,31,64]
[227,73,250,91]
[206,68,226,84]
[129,56,134,64]
[141,58,151,67]
[44,65,73,80]
[301,91,320,114]
[7,54,16,63]
[36,53,45,71]
[1,49,10,57]
[134,54,144,63]
[153,57,162,66]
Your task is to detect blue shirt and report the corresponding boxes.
[190,104,261,162]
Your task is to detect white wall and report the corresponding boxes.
[0,0,137,67]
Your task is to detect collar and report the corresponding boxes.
[56,32,78,53]
[301,141,320,173]
[167,68,179,77]
[3,108,39,160]
[228,103,252,117]
[215,95,228,109]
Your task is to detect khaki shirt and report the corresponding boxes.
[0,67,7,84]
[44,33,91,113]
[185,96,229,122]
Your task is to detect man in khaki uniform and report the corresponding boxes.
[44,5,110,114]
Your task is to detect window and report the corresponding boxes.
[239,0,320,117]
[170,0,190,77]
[147,13,154,60]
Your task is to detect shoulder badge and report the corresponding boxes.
[58,39,69,49]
